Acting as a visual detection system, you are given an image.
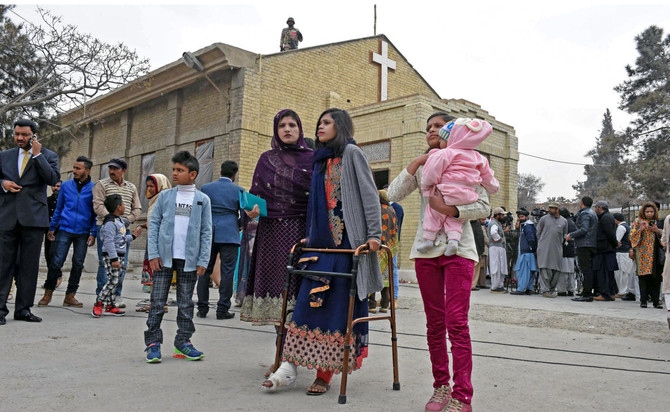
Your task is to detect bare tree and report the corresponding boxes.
[517,172,545,210]
[1,6,150,151]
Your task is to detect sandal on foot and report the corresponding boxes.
[306,378,330,396]
[262,370,296,392]
[136,304,151,312]
[264,367,275,378]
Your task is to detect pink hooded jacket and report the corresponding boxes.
[421,118,499,205]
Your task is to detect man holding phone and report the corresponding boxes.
[0,119,60,325]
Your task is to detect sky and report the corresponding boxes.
[11,0,670,201]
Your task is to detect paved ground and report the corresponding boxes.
[3,268,669,412]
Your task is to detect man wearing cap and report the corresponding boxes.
[613,213,636,301]
[487,207,508,293]
[536,202,568,298]
[511,209,537,295]
[92,158,142,307]
[569,196,599,302]
[280,17,303,51]
[592,200,618,301]
[0,119,60,324]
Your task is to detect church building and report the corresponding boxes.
[60,35,519,274]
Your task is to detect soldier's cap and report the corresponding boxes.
[595,200,608,209]
[492,207,505,216]
[108,158,128,170]
[287,17,295,23]
[548,202,560,209]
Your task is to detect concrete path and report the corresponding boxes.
[3,271,669,411]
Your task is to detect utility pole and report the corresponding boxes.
[374,4,377,35]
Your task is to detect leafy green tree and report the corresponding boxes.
[573,109,632,206]
[614,25,670,201]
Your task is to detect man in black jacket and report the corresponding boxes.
[569,197,599,302]
[592,200,619,301]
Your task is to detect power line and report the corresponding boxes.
[518,152,594,166]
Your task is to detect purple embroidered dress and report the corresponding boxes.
[240,110,313,326]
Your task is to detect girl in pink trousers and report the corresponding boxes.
[417,118,499,256]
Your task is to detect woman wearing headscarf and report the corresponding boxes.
[240,109,313,326]
[137,174,171,311]
[262,108,382,395]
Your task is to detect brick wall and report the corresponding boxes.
[62,36,518,263]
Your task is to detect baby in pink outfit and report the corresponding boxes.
[418,118,499,256]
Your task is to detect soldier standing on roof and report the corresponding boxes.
[280,17,303,51]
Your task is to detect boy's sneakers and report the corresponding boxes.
[104,305,126,316]
[91,302,103,318]
[425,385,451,412]
[491,287,507,294]
[145,343,162,363]
[174,342,204,360]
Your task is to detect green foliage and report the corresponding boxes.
[576,25,670,205]
[614,25,670,201]
[573,109,633,206]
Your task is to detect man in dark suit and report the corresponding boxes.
[0,119,60,324]
[196,160,243,320]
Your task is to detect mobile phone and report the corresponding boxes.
[649,220,656,226]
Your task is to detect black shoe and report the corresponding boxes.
[525,289,533,295]
[557,292,568,297]
[478,285,490,289]
[572,296,593,302]
[621,294,635,301]
[0,314,5,325]
[14,312,42,322]
[216,311,235,320]
[567,291,574,297]
[653,302,663,309]
[510,291,526,295]
[640,302,647,308]
[196,310,207,318]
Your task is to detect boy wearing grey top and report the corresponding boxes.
[92,194,142,317]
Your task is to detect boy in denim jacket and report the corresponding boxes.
[144,151,212,363]
[92,194,142,317]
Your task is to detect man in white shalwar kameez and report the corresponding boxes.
[487,207,508,293]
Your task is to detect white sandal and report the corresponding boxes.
[262,365,297,392]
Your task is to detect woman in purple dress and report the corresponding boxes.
[240,109,313,327]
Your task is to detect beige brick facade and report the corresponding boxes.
[60,35,518,270]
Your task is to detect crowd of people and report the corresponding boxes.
[476,199,669,314]
[2,110,669,412]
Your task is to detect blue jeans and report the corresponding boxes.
[393,255,399,299]
[96,225,128,296]
[44,231,89,294]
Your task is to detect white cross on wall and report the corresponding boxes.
[372,41,396,101]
